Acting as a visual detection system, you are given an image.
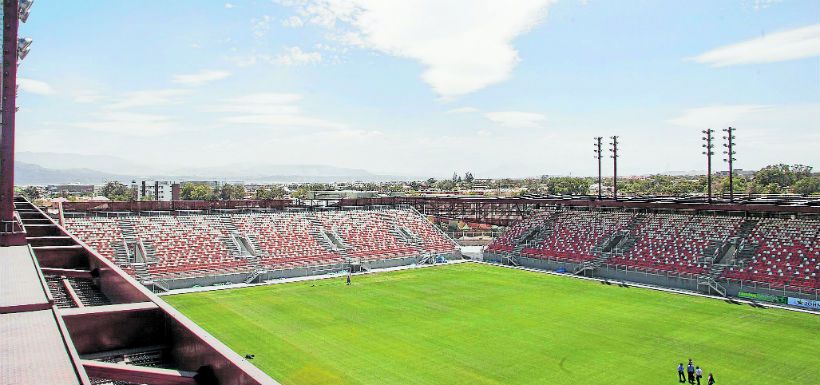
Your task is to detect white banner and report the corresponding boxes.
[787,297,820,310]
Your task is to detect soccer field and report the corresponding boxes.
[166,263,820,385]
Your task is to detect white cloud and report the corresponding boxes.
[279,0,554,99]
[692,23,820,67]
[172,70,231,86]
[447,107,479,114]
[484,111,546,128]
[107,89,190,110]
[282,16,304,28]
[252,15,272,38]
[273,47,322,66]
[225,3,235,8]
[18,78,56,95]
[218,92,346,130]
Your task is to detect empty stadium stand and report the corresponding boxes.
[487,209,820,292]
[721,218,820,290]
[608,215,742,275]
[63,207,459,286]
[521,210,634,264]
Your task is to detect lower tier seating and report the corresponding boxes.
[64,207,457,281]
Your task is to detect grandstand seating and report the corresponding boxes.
[385,208,457,254]
[64,207,457,281]
[231,212,343,269]
[485,209,554,253]
[521,210,633,263]
[608,215,742,276]
[64,218,124,263]
[315,210,417,261]
[721,218,820,289]
[486,210,810,278]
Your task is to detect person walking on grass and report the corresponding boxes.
[687,360,695,384]
[707,373,715,385]
[677,363,686,383]
[346,272,351,286]
[695,366,703,385]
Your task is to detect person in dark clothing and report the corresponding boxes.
[346,273,351,285]
[707,373,715,385]
[677,363,686,383]
[687,361,695,384]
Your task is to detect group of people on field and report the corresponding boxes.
[677,359,714,385]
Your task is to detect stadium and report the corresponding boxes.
[3,2,820,385]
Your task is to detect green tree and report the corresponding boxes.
[180,182,215,200]
[20,186,41,200]
[256,185,287,199]
[101,181,134,201]
[219,184,247,200]
[751,164,813,193]
[547,177,590,195]
[793,177,820,195]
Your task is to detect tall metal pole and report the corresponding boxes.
[594,137,602,199]
[0,0,25,245]
[702,129,714,203]
[723,127,736,202]
[610,136,619,200]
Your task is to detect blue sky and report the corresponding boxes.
[14,0,820,178]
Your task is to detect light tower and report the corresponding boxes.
[609,136,619,200]
[0,0,34,246]
[722,127,737,202]
[702,129,714,203]
[593,137,603,199]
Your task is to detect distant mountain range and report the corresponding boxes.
[15,152,404,185]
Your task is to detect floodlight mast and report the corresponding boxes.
[0,0,33,245]
[609,136,619,200]
[722,127,737,202]
[702,129,714,203]
[593,137,603,199]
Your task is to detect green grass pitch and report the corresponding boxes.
[165,263,820,385]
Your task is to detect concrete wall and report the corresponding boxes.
[160,251,462,291]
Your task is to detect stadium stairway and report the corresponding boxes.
[516,210,559,252]
[112,240,130,266]
[381,211,425,252]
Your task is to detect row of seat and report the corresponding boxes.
[721,218,820,289]
[64,208,457,280]
[488,211,820,289]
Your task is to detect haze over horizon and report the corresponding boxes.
[15,1,820,179]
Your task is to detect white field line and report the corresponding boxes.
[472,260,820,316]
[160,259,469,296]
[161,258,820,316]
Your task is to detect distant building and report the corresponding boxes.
[48,184,94,197]
[132,180,180,201]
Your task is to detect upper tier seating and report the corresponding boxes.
[721,218,820,289]
[608,215,742,276]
